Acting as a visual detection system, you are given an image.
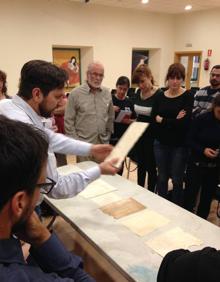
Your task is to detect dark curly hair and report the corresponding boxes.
[0,115,48,210]
[18,60,68,100]
[0,70,7,95]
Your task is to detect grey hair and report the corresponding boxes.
[87,61,104,73]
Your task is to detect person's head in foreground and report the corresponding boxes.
[0,115,97,281]
[0,115,49,237]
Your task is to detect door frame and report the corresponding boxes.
[174,51,203,89]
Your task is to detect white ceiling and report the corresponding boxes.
[69,0,220,14]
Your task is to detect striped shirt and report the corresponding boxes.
[193,86,220,118]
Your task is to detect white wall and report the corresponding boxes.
[148,49,162,86]
[1,1,219,94]
[0,0,175,95]
[174,9,220,87]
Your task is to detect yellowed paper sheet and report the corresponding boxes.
[79,179,117,199]
[120,209,170,236]
[100,198,146,219]
[146,227,203,257]
[105,122,149,168]
[91,192,122,206]
[57,164,82,175]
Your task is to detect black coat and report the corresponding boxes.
[157,247,220,282]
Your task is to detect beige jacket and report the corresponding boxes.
[65,82,114,144]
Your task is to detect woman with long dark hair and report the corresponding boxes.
[152,63,193,205]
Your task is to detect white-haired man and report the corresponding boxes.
[65,61,114,162]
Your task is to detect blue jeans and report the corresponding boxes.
[154,140,188,206]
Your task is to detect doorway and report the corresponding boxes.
[174,51,202,89]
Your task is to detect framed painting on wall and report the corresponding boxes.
[131,49,149,88]
[131,49,149,75]
[52,47,81,90]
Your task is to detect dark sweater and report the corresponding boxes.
[0,233,95,282]
[188,111,220,164]
[157,247,220,282]
[133,88,162,139]
[193,86,220,118]
[151,90,193,146]
[111,95,136,142]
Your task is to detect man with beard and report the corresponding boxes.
[193,65,220,118]
[65,61,114,162]
[0,60,118,201]
[0,115,95,281]
[184,65,220,212]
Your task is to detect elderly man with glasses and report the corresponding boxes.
[0,115,95,281]
[65,61,114,162]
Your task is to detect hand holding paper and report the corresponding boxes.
[115,110,132,123]
[105,122,149,168]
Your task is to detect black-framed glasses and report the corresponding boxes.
[36,177,56,195]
